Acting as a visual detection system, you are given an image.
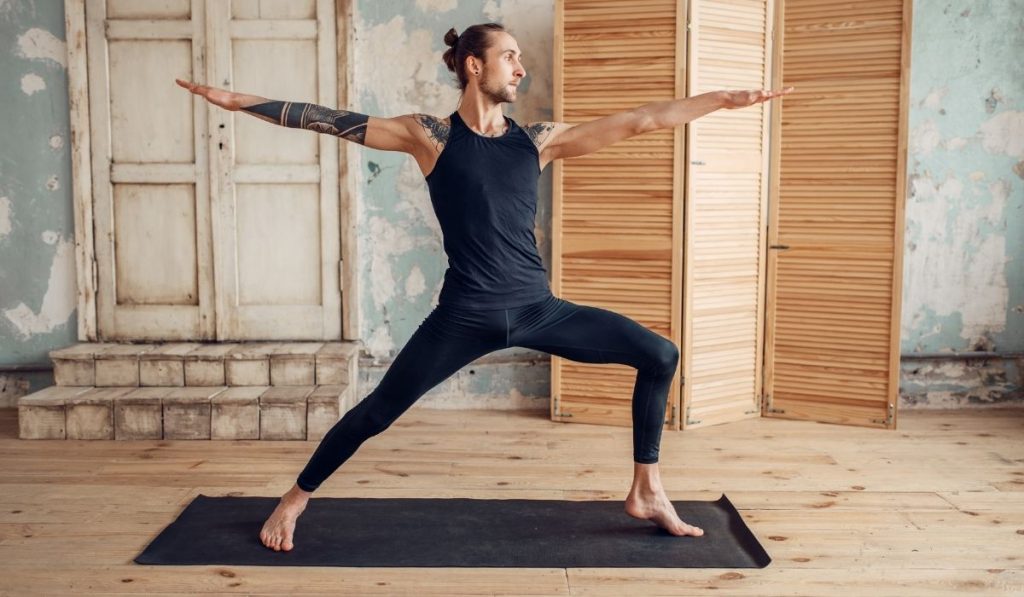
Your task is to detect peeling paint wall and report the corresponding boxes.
[0,0,1020,411]
[0,0,77,407]
[901,0,1024,406]
[350,0,556,409]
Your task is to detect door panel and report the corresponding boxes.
[89,0,214,340]
[763,0,911,428]
[208,0,341,340]
[551,0,685,428]
[682,0,774,427]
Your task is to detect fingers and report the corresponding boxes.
[174,78,207,96]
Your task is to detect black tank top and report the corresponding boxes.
[425,110,552,309]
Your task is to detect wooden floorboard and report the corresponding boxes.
[0,406,1022,595]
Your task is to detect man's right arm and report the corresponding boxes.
[240,100,417,153]
[175,79,419,153]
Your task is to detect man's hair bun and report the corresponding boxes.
[444,27,459,49]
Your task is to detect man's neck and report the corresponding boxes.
[456,91,507,136]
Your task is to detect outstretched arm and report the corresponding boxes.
[530,87,795,164]
[241,99,370,144]
[174,78,418,153]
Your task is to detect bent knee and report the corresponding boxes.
[646,339,679,374]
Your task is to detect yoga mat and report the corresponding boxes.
[135,493,770,568]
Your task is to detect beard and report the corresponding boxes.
[480,72,517,104]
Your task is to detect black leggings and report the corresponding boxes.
[296,294,679,492]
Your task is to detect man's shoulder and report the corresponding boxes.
[407,113,452,151]
[521,121,562,150]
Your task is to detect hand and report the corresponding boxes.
[720,86,794,109]
[175,78,246,111]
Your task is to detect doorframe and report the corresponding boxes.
[63,0,361,342]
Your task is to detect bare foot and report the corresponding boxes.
[625,486,705,537]
[259,485,310,551]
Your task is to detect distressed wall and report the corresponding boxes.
[350,0,557,409]
[0,0,77,407]
[0,0,1020,410]
[900,0,1024,406]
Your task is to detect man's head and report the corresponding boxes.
[443,23,526,104]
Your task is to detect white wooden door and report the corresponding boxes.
[88,0,342,341]
[88,0,215,340]
[206,0,341,340]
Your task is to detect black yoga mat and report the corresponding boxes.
[135,493,770,568]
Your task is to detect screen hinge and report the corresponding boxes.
[553,394,572,418]
[871,403,895,426]
[763,392,785,414]
[685,404,701,425]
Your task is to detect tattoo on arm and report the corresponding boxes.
[413,114,450,152]
[524,122,556,149]
[241,101,369,145]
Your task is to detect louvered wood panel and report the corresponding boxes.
[552,0,685,429]
[763,0,910,428]
[682,0,774,428]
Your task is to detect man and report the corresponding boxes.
[177,22,792,552]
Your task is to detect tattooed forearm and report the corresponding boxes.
[240,101,369,145]
[523,122,556,149]
[413,114,450,152]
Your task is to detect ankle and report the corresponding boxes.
[284,484,312,504]
[630,478,663,494]
[631,464,662,491]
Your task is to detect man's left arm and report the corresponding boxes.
[530,87,794,164]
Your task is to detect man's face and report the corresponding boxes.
[476,32,526,104]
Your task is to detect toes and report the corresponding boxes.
[282,538,294,551]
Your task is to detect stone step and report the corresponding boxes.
[48,342,359,389]
[18,383,358,441]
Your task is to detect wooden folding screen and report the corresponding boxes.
[682,0,774,427]
[551,0,685,428]
[552,0,909,434]
[763,0,911,428]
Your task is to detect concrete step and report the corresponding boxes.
[48,342,359,389]
[18,383,358,441]
[26,341,363,441]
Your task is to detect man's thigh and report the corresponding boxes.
[510,297,672,368]
[373,306,505,403]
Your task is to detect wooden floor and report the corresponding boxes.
[0,406,1022,596]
